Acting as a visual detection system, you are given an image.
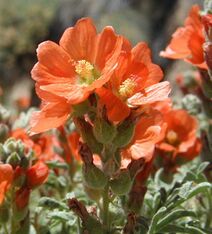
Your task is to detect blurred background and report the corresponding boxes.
[0,0,203,110]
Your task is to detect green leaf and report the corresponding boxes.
[156,209,196,231]
[178,181,193,199]
[48,211,77,225]
[147,207,167,234]
[158,224,187,233]
[152,192,161,213]
[186,182,212,200]
[197,162,210,174]
[38,197,68,210]
[46,160,69,169]
[158,224,207,234]
[184,225,208,234]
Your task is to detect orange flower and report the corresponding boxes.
[30,92,71,134]
[15,188,30,210]
[157,109,201,160]
[26,161,49,189]
[12,128,63,162]
[121,109,166,168]
[202,13,212,37]
[0,164,14,205]
[96,43,171,122]
[15,96,31,109]
[67,131,81,162]
[160,5,207,69]
[31,18,127,134]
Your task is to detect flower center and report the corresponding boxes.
[119,79,136,100]
[166,130,178,145]
[75,60,99,85]
[75,60,94,78]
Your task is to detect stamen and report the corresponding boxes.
[75,60,94,79]
[119,78,136,99]
[166,130,178,145]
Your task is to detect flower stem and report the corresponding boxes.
[102,183,110,233]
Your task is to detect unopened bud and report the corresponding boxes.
[72,100,90,117]
[16,140,25,156]
[84,185,101,201]
[123,213,136,234]
[13,167,26,187]
[14,188,30,222]
[110,169,132,195]
[84,216,104,234]
[182,94,201,115]
[20,156,30,169]
[74,118,102,154]
[113,120,135,148]
[82,164,107,190]
[200,69,212,98]
[0,203,9,223]
[4,138,17,154]
[6,152,21,168]
[26,161,49,189]
[0,106,10,123]
[128,184,147,213]
[103,158,116,176]
[0,143,7,162]
[68,198,104,234]
[127,159,145,179]
[0,124,9,143]
[79,142,93,165]
[93,117,117,144]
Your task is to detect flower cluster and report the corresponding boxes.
[0,138,48,209]
[0,5,210,233]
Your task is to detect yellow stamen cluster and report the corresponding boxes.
[119,78,136,99]
[75,60,94,80]
[166,130,178,145]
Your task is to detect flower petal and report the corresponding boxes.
[35,41,75,77]
[0,164,14,205]
[59,18,97,62]
[96,87,130,122]
[30,102,71,134]
[40,83,89,104]
[128,81,171,106]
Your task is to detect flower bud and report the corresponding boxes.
[0,203,9,223]
[93,117,117,144]
[0,106,10,123]
[68,198,104,234]
[72,100,90,117]
[0,143,7,162]
[82,164,107,190]
[113,120,135,148]
[4,138,17,154]
[74,117,102,154]
[16,140,25,156]
[13,166,26,187]
[84,216,104,234]
[26,161,49,189]
[20,156,30,169]
[182,94,201,115]
[84,185,101,201]
[14,188,30,222]
[15,188,30,210]
[201,70,212,98]
[103,158,116,177]
[110,169,132,195]
[6,152,21,168]
[0,124,9,143]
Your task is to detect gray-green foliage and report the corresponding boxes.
[35,160,212,234]
[141,161,212,234]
